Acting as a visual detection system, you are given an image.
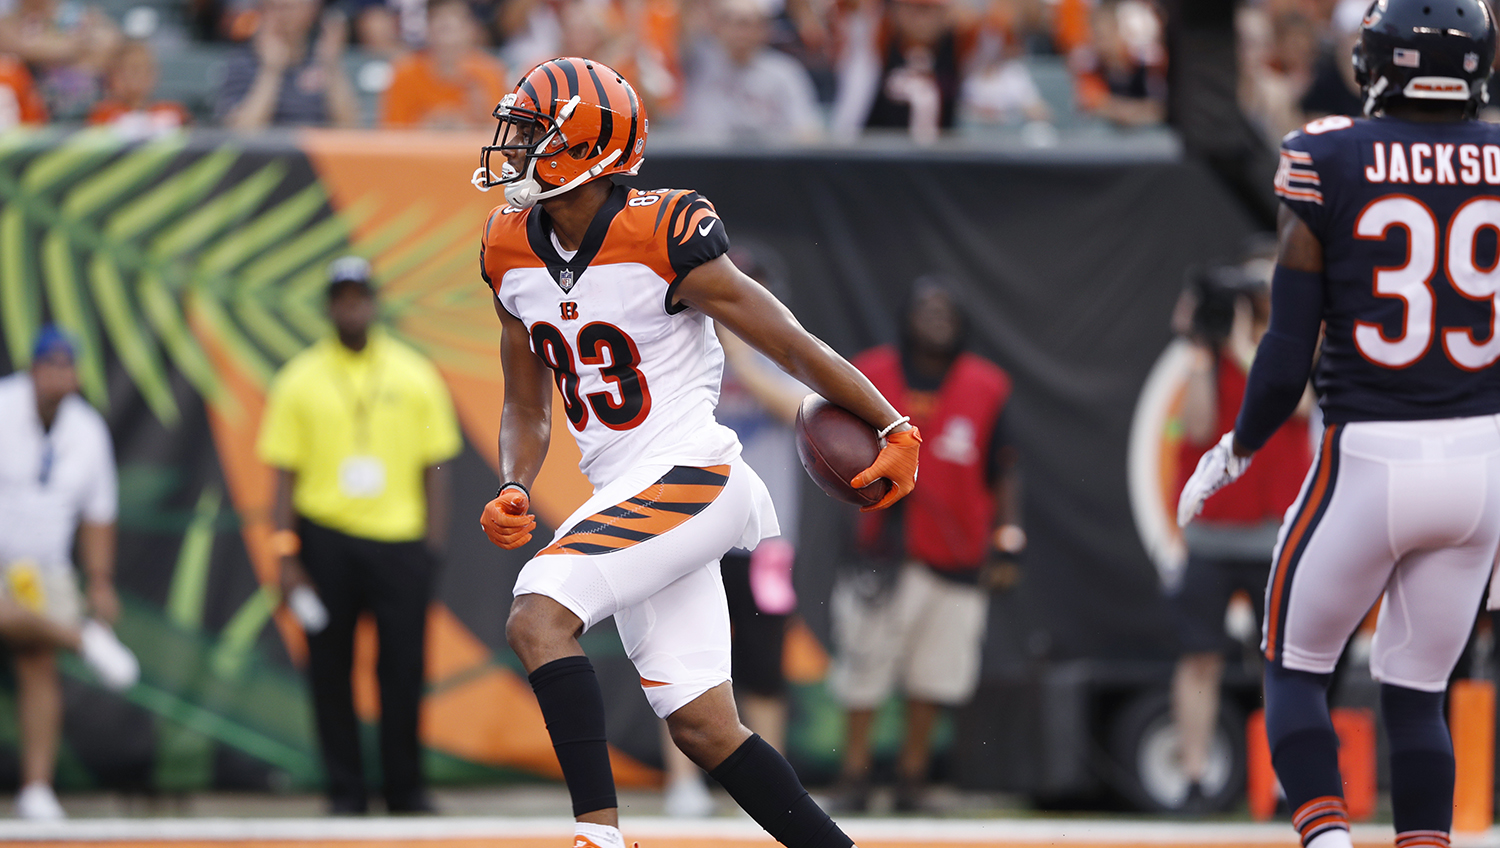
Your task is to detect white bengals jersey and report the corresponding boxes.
[482,184,741,489]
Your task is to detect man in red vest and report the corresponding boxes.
[828,277,1022,812]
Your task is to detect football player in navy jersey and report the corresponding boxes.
[1178,2,1500,847]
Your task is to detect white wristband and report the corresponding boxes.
[877,416,910,439]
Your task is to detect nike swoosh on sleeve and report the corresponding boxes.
[698,221,715,237]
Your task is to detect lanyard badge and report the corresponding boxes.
[334,349,387,499]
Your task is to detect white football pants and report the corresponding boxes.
[1263,414,1500,692]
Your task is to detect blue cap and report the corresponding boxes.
[31,325,75,364]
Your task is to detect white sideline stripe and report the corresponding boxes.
[0,817,1491,845]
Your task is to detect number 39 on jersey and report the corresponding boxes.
[1353,194,1500,370]
[1274,115,1500,423]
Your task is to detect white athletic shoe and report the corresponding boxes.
[79,620,139,691]
[663,774,715,818]
[15,782,65,820]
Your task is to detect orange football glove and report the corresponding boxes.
[850,426,922,513]
[480,486,536,550]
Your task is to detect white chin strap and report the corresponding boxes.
[502,148,625,210]
[1363,76,1388,116]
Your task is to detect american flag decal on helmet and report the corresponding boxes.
[1394,47,1421,68]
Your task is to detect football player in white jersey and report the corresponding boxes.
[473,58,921,848]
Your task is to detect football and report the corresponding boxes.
[794,394,890,507]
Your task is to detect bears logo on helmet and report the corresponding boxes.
[1353,0,1497,117]
[474,57,648,210]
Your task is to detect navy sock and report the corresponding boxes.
[1382,684,1453,836]
[1265,663,1347,845]
[709,735,853,848]
[528,656,617,817]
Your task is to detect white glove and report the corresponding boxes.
[1177,431,1253,528]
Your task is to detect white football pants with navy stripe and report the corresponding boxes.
[1262,414,1500,691]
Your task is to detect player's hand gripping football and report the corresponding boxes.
[1177,431,1252,528]
[851,427,922,513]
[481,486,536,550]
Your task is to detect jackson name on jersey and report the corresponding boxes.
[1274,114,1500,423]
[482,183,741,488]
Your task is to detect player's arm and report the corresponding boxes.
[678,256,904,435]
[1178,207,1325,526]
[714,324,804,426]
[481,298,548,549]
[675,254,919,510]
[1231,207,1325,457]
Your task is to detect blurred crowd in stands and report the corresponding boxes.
[0,0,1474,142]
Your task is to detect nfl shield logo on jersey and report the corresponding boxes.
[1465,52,1480,72]
[559,268,575,293]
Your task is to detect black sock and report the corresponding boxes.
[528,656,617,817]
[1271,728,1347,809]
[1274,728,1350,845]
[709,735,853,848]
[1264,663,1347,846]
[1382,684,1453,836]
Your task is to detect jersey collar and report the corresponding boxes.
[526,183,629,294]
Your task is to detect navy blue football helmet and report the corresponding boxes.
[1354,0,1497,117]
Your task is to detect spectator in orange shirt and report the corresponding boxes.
[381,0,506,129]
[88,40,189,136]
[0,54,48,128]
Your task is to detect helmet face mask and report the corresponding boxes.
[473,58,648,209]
[1354,0,1496,118]
[475,93,574,206]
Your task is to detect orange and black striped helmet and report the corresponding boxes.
[475,57,648,208]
